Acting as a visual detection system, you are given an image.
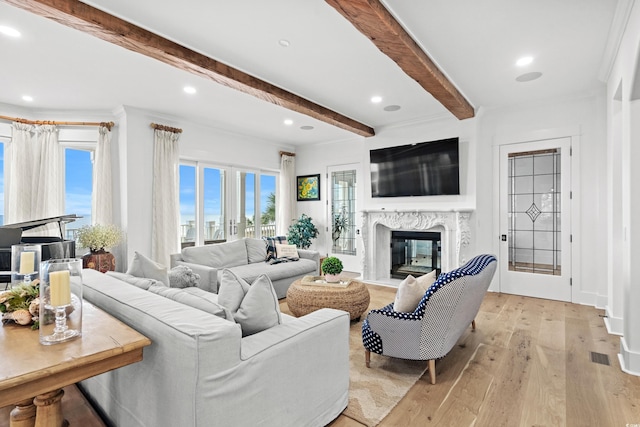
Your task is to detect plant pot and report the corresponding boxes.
[324,273,341,283]
[82,250,116,273]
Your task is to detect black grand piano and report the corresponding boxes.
[0,215,80,276]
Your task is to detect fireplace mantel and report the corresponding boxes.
[360,210,473,282]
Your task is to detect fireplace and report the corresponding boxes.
[360,210,472,282]
[391,231,441,279]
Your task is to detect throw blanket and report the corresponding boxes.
[263,236,299,264]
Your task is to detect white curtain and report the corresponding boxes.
[151,129,180,266]
[276,154,296,236]
[92,125,113,225]
[31,125,62,235]
[6,122,35,224]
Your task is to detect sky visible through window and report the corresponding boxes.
[65,148,93,229]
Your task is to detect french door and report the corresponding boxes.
[227,168,277,241]
[499,137,572,301]
[327,164,362,272]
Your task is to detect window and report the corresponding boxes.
[64,148,93,236]
[179,164,197,245]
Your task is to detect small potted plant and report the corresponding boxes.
[322,256,343,283]
[77,224,123,272]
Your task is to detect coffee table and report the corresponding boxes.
[286,278,371,321]
[0,301,151,427]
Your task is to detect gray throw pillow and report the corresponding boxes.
[218,269,281,336]
[168,265,200,288]
[126,251,170,286]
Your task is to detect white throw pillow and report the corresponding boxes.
[218,269,282,336]
[275,243,299,259]
[416,269,437,290]
[126,252,170,287]
[393,275,424,313]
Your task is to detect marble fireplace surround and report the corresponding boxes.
[361,210,473,282]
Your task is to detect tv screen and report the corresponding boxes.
[370,137,460,197]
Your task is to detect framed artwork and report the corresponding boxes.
[297,174,321,201]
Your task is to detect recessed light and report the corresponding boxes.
[300,125,314,131]
[515,72,543,82]
[284,119,293,126]
[279,39,290,47]
[371,96,382,104]
[183,86,196,94]
[383,105,401,112]
[0,26,21,38]
[22,95,33,102]
[516,56,533,67]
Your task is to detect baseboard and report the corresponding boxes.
[604,306,624,336]
[619,337,640,376]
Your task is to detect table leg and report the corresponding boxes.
[33,390,67,427]
[9,399,36,427]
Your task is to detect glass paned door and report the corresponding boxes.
[179,164,197,246]
[203,167,225,243]
[508,149,561,275]
[499,137,572,302]
[328,164,361,273]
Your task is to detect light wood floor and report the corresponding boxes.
[319,285,640,427]
[3,285,638,427]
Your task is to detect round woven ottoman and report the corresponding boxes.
[286,279,371,321]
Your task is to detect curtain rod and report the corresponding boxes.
[0,115,114,130]
[150,123,183,133]
[279,151,295,157]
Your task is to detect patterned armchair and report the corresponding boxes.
[362,254,497,384]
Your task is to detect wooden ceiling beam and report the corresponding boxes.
[3,0,375,137]
[325,0,475,120]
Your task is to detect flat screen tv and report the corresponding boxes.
[370,137,460,197]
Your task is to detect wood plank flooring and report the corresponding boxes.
[2,285,638,427]
[321,286,640,427]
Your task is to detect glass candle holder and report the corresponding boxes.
[39,259,83,345]
[11,244,41,288]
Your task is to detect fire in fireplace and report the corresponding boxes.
[391,231,441,279]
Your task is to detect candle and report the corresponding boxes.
[49,270,71,306]
[19,251,35,275]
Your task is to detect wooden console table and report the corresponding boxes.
[0,301,151,427]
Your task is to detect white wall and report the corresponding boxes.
[295,115,477,255]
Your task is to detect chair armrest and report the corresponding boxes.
[297,249,320,274]
[175,261,218,293]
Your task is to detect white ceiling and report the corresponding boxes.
[0,0,620,146]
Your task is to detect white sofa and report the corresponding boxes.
[79,268,350,427]
[170,238,319,298]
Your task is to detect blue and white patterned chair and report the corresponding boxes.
[362,254,497,384]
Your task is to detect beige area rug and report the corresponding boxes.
[282,282,428,427]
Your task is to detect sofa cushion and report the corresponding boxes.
[168,265,200,288]
[106,271,160,290]
[263,236,287,261]
[218,269,282,336]
[127,251,170,286]
[245,238,267,264]
[220,258,317,285]
[147,284,233,320]
[182,239,248,268]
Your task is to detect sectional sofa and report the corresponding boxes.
[78,268,350,427]
[170,238,319,298]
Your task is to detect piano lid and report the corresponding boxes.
[0,215,82,239]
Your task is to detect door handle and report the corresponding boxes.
[501,234,507,242]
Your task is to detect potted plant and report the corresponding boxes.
[77,224,123,273]
[287,214,319,249]
[321,256,343,283]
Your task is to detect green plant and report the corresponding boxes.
[77,224,123,252]
[287,214,319,249]
[321,257,343,275]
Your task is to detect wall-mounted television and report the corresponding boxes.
[370,137,460,197]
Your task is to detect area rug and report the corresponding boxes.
[343,314,429,426]
[282,282,428,427]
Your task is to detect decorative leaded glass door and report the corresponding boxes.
[328,164,361,272]
[499,137,572,302]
